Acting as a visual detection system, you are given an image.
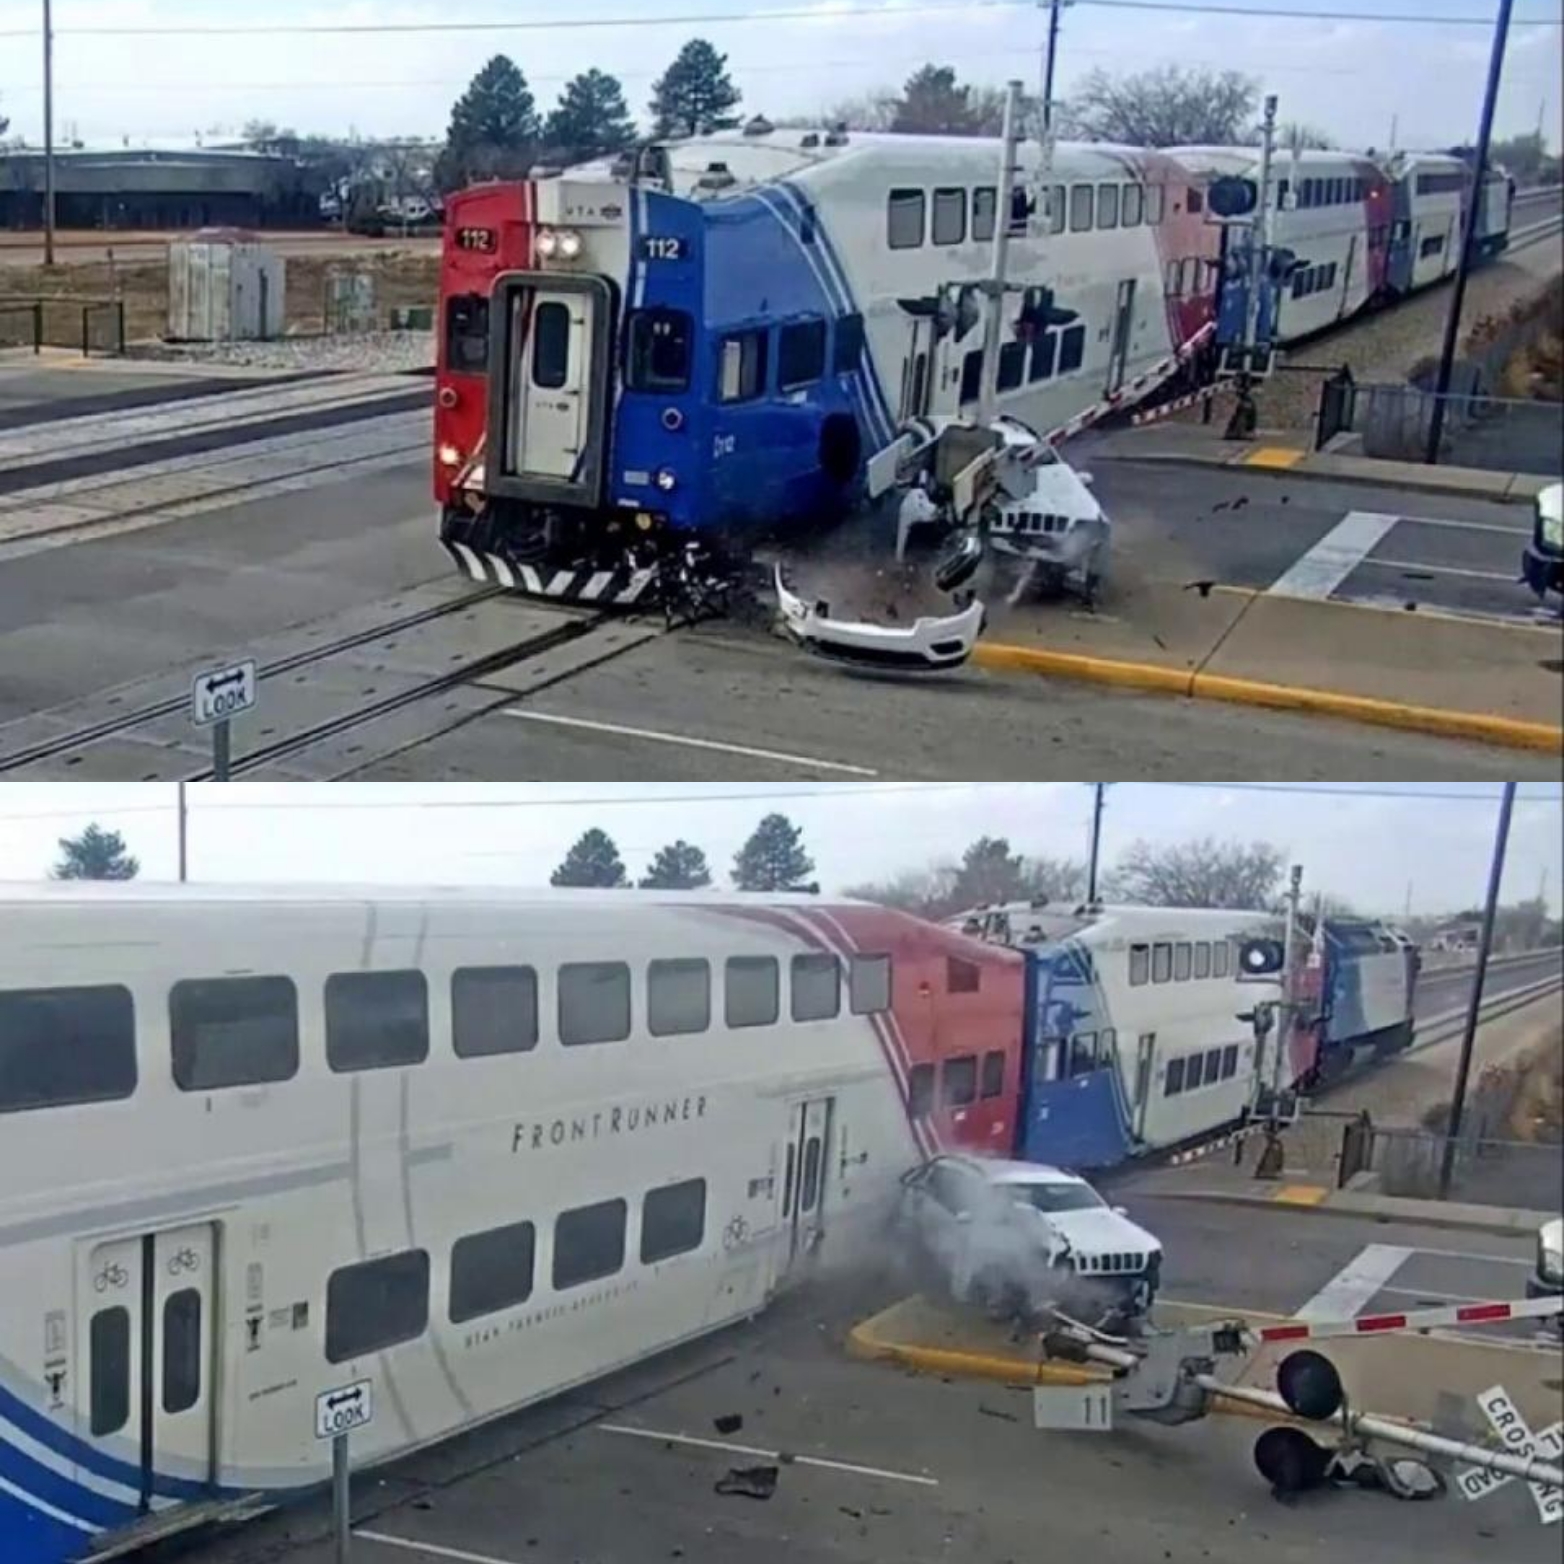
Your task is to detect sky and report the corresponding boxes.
[1,781,1559,918]
[0,0,1559,156]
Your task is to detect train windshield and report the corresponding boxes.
[1006,1181,1105,1214]
[626,308,693,392]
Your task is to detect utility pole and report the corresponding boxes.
[976,80,1024,427]
[1229,93,1277,440]
[1085,784,1106,901]
[1038,0,1066,133]
[1424,0,1513,465]
[177,782,188,882]
[1437,782,1516,1199]
[43,0,57,267]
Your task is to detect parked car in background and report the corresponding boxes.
[898,1154,1162,1331]
[1523,482,1562,607]
[1530,1215,1563,1310]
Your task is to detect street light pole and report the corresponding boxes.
[1423,0,1513,465]
[1086,784,1106,901]
[1038,0,1064,133]
[1437,782,1516,1199]
[43,0,57,267]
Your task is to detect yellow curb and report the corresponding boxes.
[1205,581,1564,637]
[971,641,1564,754]
[1273,1185,1330,1206]
[1243,446,1306,469]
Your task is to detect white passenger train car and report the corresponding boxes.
[0,884,1024,1564]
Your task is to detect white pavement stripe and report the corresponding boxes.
[1296,1243,1413,1320]
[1387,1247,1530,1267]
[1356,557,1519,583]
[595,1422,939,1486]
[1393,514,1532,538]
[503,710,880,776]
[1268,511,1401,601]
[357,1531,520,1564]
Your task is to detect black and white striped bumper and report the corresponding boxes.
[443,541,658,605]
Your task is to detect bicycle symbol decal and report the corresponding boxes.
[93,1262,129,1293]
[167,1247,201,1277]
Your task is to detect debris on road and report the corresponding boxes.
[714,1464,779,1500]
[713,1413,744,1435]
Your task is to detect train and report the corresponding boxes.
[0,883,1407,1564]
[433,124,1515,602]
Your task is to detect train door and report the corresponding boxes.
[899,317,935,421]
[77,1223,218,1513]
[488,272,614,506]
[780,1097,834,1268]
[1131,1033,1157,1139]
[1105,278,1136,394]
[1339,235,1357,317]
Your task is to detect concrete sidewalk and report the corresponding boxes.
[1089,421,1559,502]
[975,571,1563,752]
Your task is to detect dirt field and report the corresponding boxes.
[0,248,442,347]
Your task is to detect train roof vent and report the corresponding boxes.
[742,115,774,137]
[824,123,850,147]
[800,132,820,148]
[697,164,737,191]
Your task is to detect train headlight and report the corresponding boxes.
[556,228,583,259]
[437,443,462,468]
[536,227,583,261]
[654,467,677,493]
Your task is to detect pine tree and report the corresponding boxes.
[440,55,540,189]
[544,69,636,163]
[550,828,629,888]
[732,814,814,892]
[648,39,742,139]
[52,824,139,881]
[639,841,713,890]
[891,65,977,135]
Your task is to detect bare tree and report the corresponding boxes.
[1060,65,1259,147]
[820,93,901,132]
[1270,120,1335,151]
[846,839,1085,921]
[1106,837,1284,910]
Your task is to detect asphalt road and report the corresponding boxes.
[137,1272,1557,1564]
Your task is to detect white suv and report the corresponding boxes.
[899,1155,1163,1328]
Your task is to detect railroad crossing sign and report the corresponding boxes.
[191,660,257,727]
[1455,1384,1561,1523]
[315,1379,373,1441]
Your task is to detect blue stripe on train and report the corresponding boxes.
[0,1434,137,1530]
[0,1483,93,1564]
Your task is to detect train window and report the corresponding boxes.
[1187,187,1203,214]
[648,958,711,1037]
[932,187,967,245]
[832,312,865,374]
[791,953,841,1022]
[973,186,997,241]
[1173,943,1192,982]
[1129,944,1150,986]
[326,1249,430,1364]
[1096,183,1120,230]
[1122,184,1144,227]
[1213,941,1230,978]
[980,1050,1006,1099]
[1029,329,1057,382]
[161,1288,202,1415]
[1069,184,1094,232]
[1008,184,1032,236]
[641,1178,706,1263]
[997,340,1027,392]
[717,329,768,403]
[908,1063,936,1117]
[942,1054,978,1106]
[170,975,298,1091]
[450,1220,536,1322]
[887,188,926,249]
[453,966,538,1057]
[1101,1026,1118,1059]
[800,1137,824,1211]
[0,984,136,1114]
[626,308,693,393]
[325,971,429,1073]
[89,1307,131,1436]
[1221,1044,1240,1079]
[778,318,827,390]
[1419,235,1445,259]
[1069,1032,1098,1076]
[1205,1047,1222,1082]
[1050,183,1067,235]
[1324,262,1337,289]
[782,1142,797,1216]
[1146,184,1165,224]
[444,293,490,375]
[1165,259,1182,297]
[559,962,631,1046]
[1165,1057,1186,1097]
[959,348,983,405]
[725,956,780,1028]
[849,954,892,1015]
[1291,267,1309,299]
[1152,943,1172,983]
[1058,323,1085,375]
[949,957,984,995]
[1277,178,1290,207]
[1193,942,1212,980]
[552,1198,626,1289]
[532,301,571,391]
[1186,1053,1205,1089]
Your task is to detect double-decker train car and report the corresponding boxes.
[0,883,1026,1564]
[434,126,1227,599]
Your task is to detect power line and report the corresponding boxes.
[1,0,1557,35]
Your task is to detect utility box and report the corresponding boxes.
[167,230,286,342]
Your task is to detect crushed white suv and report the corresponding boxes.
[898,1155,1162,1329]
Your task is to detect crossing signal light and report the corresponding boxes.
[1208,176,1258,218]
[1237,937,1286,976]
[1276,1349,1344,1421]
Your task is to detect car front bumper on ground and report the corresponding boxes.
[1521,545,1562,599]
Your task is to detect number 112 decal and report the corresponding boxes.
[640,236,688,261]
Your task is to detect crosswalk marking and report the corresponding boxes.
[1268,510,1401,600]
[1295,1243,1412,1320]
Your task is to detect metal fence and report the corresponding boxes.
[1317,373,1563,474]
[0,296,125,356]
[1334,1108,1561,1206]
